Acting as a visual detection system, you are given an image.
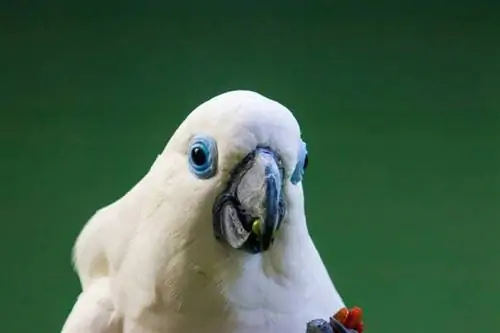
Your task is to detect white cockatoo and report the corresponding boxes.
[61,90,346,333]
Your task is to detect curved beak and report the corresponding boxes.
[212,147,286,253]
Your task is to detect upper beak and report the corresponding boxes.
[253,148,283,250]
[212,147,286,253]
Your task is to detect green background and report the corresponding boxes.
[1,1,499,332]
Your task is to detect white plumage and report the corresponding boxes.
[62,90,345,333]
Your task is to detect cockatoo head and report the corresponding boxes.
[157,90,308,255]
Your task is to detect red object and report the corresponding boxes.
[331,306,364,333]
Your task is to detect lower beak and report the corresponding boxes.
[212,147,286,253]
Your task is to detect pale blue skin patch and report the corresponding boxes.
[291,141,308,185]
[188,134,218,179]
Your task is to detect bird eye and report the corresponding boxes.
[188,135,218,179]
[290,141,308,185]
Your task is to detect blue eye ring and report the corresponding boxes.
[188,135,218,179]
[290,141,308,185]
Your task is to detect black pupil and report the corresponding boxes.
[191,147,207,166]
[303,154,309,170]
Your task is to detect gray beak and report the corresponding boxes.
[212,147,286,253]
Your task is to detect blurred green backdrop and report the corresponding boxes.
[1,1,499,332]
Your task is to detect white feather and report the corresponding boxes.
[62,90,345,333]
[61,278,121,333]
